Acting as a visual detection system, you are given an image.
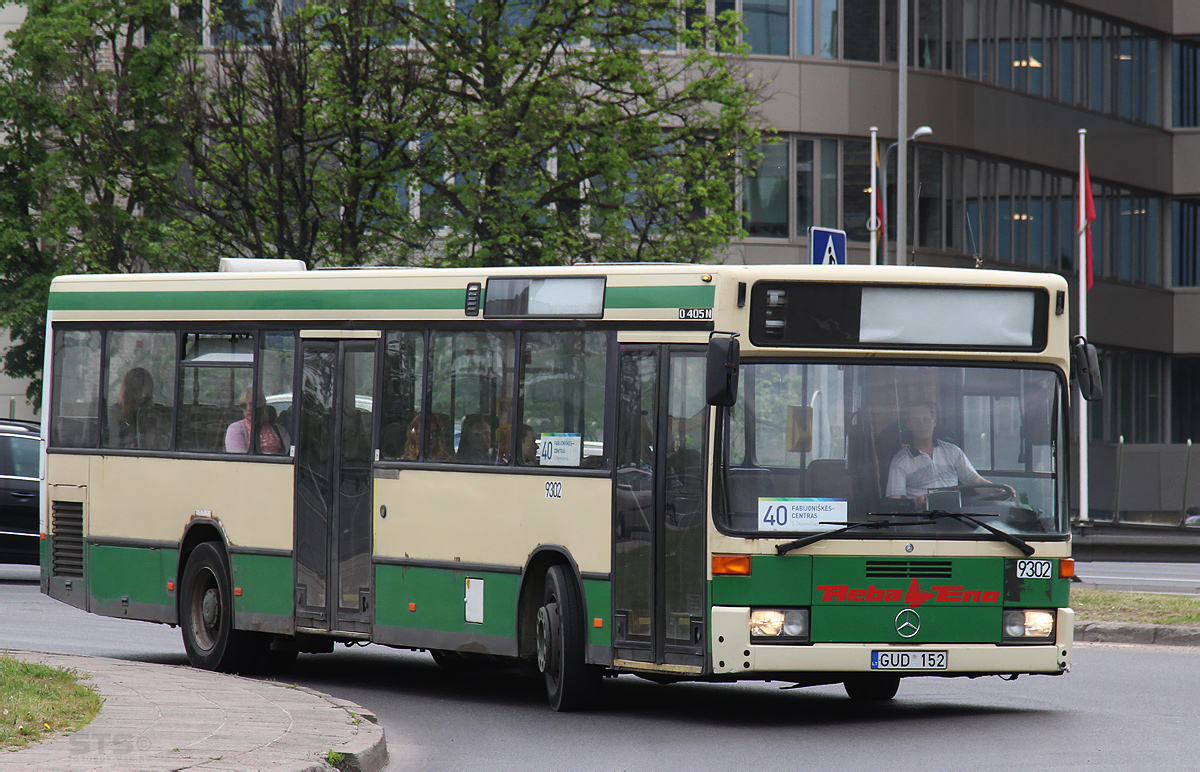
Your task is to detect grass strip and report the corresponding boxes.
[0,656,101,750]
[1073,587,1200,627]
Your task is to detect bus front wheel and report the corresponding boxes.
[180,541,253,672]
[535,565,598,711]
[843,674,901,702]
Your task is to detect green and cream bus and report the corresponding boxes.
[40,262,1090,710]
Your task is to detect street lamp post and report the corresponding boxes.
[879,125,933,265]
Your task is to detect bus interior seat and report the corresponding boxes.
[177,404,242,452]
[845,412,883,508]
[380,414,409,460]
[136,404,172,450]
[805,458,851,500]
[726,466,775,514]
[54,406,98,447]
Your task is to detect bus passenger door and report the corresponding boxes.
[293,338,376,636]
[612,346,707,671]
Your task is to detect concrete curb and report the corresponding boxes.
[1075,620,1200,646]
[1,650,388,771]
[296,688,389,772]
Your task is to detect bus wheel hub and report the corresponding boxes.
[536,605,554,672]
[201,589,220,628]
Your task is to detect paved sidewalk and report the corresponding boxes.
[0,650,387,771]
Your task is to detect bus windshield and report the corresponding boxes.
[718,362,1065,538]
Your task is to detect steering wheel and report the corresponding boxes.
[933,482,1016,502]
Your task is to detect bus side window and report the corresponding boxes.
[430,330,514,466]
[176,332,254,454]
[258,331,296,455]
[102,331,176,451]
[517,330,608,469]
[50,329,102,449]
[381,331,425,462]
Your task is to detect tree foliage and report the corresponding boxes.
[0,0,765,400]
[0,0,198,396]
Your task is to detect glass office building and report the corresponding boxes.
[719,1,1200,519]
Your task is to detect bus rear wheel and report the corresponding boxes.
[843,674,901,702]
[535,565,598,711]
[180,541,253,672]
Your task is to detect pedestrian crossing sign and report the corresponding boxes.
[809,226,847,265]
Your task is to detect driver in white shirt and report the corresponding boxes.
[886,401,998,509]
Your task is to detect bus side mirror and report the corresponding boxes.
[706,333,740,407]
[1072,337,1103,402]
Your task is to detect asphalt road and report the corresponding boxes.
[4,563,1200,770]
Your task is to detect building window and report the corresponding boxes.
[744,141,789,236]
[1095,348,1166,444]
[1173,200,1200,287]
[693,1,1167,125]
[819,0,838,58]
[736,133,1163,288]
[841,139,870,241]
[1175,39,1200,127]
[796,0,814,55]
[1172,357,1200,443]
[744,0,791,55]
[842,0,880,62]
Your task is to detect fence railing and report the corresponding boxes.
[1077,440,1200,526]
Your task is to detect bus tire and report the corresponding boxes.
[536,565,598,711]
[843,674,901,702]
[180,541,253,672]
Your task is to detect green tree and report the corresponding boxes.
[388,0,763,266]
[166,0,438,265]
[168,0,763,267]
[0,0,197,400]
[0,0,765,399]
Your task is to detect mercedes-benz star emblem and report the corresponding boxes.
[895,608,921,638]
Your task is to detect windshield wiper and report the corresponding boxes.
[775,510,1037,556]
[775,518,938,555]
[887,509,1036,556]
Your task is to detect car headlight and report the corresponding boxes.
[750,608,810,642]
[1002,609,1055,641]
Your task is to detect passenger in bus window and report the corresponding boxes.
[256,404,290,455]
[225,388,291,454]
[885,401,1003,508]
[517,424,538,465]
[404,413,454,462]
[456,414,496,463]
[114,367,154,449]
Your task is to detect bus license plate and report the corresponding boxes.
[871,650,947,670]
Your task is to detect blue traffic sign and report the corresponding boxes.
[809,226,847,265]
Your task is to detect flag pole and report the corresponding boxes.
[869,126,879,266]
[1077,128,1090,523]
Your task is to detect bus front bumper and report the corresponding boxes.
[711,606,1073,677]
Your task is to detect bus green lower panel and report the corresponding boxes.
[583,579,611,649]
[375,564,519,640]
[230,552,293,632]
[812,604,1001,643]
[711,555,814,606]
[87,544,177,623]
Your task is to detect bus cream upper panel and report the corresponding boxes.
[80,456,293,551]
[373,471,612,574]
[48,265,1069,367]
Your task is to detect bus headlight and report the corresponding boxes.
[1002,609,1055,641]
[750,608,809,642]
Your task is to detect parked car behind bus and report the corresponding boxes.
[0,420,40,565]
